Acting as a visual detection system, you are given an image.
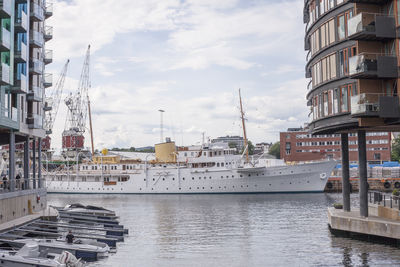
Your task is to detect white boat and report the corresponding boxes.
[0,242,85,267]
[45,89,336,194]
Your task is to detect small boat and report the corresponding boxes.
[0,242,85,267]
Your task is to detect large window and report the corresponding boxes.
[341,86,348,112]
[311,53,336,87]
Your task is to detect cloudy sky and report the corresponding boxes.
[46,0,308,150]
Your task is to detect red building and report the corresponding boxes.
[280,128,391,164]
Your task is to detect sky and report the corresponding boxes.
[46,0,309,150]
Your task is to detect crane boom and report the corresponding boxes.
[44,59,70,135]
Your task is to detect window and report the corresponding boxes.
[341,86,348,112]
[338,15,345,40]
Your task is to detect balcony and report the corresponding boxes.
[14,41,27,63]
[347,13,395,40]
[348,53,397,79]
[29,30,44,48]
[0,63,10,84]
[44,26,52,41]
[15,11,28,32]
[351,93,400,118]
[44,49,52,64]
[45,2,53,18]
[27,85,43,102]
[30,3,44,21]
[29,58,44,74]
[43,73,52,87]
[0,0,11,17]
[27,114,43,129]
[13,73,27,93]
[0,27,10,51]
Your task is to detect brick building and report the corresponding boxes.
[280,128,391,164]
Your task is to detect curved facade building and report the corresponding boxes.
[304,0,400,134]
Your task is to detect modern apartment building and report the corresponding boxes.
[211,136,245,151]
[303,0,400,216]
[0,0,52,224]
[280,128,391,164]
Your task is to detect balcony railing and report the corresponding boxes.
[348,53,398,79]
[11,107,18,122]
[15,41,27,62]
[27,85,43,102]
[351,93,400,118]
[29,58,44,74]
[44,26,53,41]
[347,13,395,40]
[0,0,12,17]
[29,30,44,48]
[45,2,53,18]
[15,11,28,32]
[27,113,43,129]
[0,63,9,84]
[0,27,10,51]
[44,49,52,64]
[43,73,52,87]
[30,3,44,21]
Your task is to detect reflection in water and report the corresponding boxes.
[48,193,400,267]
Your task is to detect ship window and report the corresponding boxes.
[172,178,175,180]
[192,177,194,180]
[226,176,229,178]
[240,175,243,177]
[211,187,213,189]
[162,178,165,181]
[221,176,223,178]
[232,175,234,178]
[183,177,185,180]
[179,188,181,190]
[202,187,204,189]
[221,163,224,167]
[217,163,220,167]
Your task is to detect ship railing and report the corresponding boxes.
[369,190,400,210]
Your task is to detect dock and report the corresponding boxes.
[328,191,400,245]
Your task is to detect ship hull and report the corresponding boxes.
[45,161,336,194]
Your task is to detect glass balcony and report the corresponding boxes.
[27,113,43,129]
[44,49,52,64]
[45,2,53,18]
[0,62,10,84]
[43,73,52,87]
[348,53,397,79]
[11,107,18,122]
[0,0,12,17]
[44,26,53,41]
[351,93,380,117]
[14,73,27,93]
[29,58,44,74]
[29,30,44,48]
[15,41,27,62]
[30,3,44,21]
[15,11,28,32]
[0,27,10,51]
[347,13,395,40]
[351,93,400,118]
[27,85,43,102]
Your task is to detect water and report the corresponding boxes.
[48,193,400,266]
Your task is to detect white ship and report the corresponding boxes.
[45,89,336,194]
[45,141,336,194]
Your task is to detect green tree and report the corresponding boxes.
[268,142,280,159]
[392,137,400,161]
[228,142,237,149]
[240,140,255,155]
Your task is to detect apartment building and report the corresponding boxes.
[280,128,391,164]
[0,0,52,224]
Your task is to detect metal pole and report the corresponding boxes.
[341,133,350,212]
[38,138,42,188]
[24,136,29,189]
[358,130,368,217]
[159,109,165,143]
[32,138,36,189]
[9,130,15,192]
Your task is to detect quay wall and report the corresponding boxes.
[324,177,400,193]
[0,189,47,225]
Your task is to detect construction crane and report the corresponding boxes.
[44,59,70,135]
[62,45,94,157]
[41,59,70,151]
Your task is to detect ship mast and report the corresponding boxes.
[239,88,249,163]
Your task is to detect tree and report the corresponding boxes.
[228,142,237,149]
[268,142,280,159]
[392,137,400,162]
[240,140,255,155]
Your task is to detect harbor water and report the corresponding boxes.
[48,193,400,266]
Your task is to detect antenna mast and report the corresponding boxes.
[239,88,249,163]
[159,109,165,142]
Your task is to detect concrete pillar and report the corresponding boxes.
[9,130,15,192]
[38,138,42,188]
[358,130,368,217]
[24,136,30,190]
[32,138,36,189]
[341,133,350,212]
